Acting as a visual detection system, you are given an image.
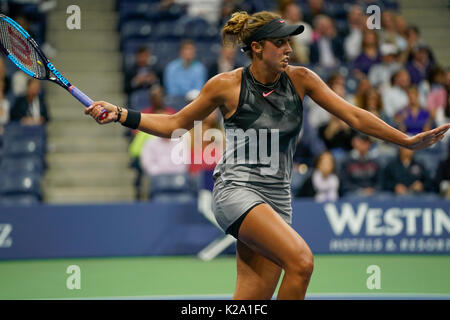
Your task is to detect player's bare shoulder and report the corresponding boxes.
[208,67,243,92]
[205,68,243,118]
[286,65,314,84]
[285,65,313,99]
[204,67,242,103]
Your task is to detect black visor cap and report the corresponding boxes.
[242,18,305,52]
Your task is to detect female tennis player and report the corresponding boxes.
[85,11,450,300]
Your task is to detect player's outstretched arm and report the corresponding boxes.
[84,75,227,138]
[294,67,449,150]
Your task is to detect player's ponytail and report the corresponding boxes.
[221,11,251,47]
[222,11,281,57]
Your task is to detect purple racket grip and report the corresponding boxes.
[69,85,108,120]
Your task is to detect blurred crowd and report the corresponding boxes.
[0,1,56,131]
[121,0,450,201]
[0,0,55,124]
[0,0,449,204]
[0,0,57,204]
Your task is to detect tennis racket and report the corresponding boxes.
[0,14,108,120]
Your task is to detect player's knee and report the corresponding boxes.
[286,249,314,280]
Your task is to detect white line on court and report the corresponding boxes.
[53,293,450,300]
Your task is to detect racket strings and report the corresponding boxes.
[0,19,46,79]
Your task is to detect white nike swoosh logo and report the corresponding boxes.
[262,90,274,97]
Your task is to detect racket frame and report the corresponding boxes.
[0,14,107,118]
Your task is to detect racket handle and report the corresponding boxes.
[69,85,108,120]
[69,85,93,106]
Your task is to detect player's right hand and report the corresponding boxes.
[85,101,118,124]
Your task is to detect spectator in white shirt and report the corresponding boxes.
[381,68,410,120]
[309,15,344,68]
[368,43,402,90]
[344,4,365,61]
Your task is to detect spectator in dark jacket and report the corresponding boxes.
[124,45,159,95]
[10,78,49,125]
[318,115,355,151]
[339,133,381,196]
[383,147,433,195]
[309,15,344,68]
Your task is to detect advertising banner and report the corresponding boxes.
[292,199,450,254]
[0,199,449,259]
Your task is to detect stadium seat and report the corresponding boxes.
[0,194,40,206]
[196,169,215,192]
[3,123,46,141]
[2,135,46,157]
[182,18,219,40]
[0,173,42,200]
[157,4,188,22]
[119,1,186,26]
[119,2,160,24]
[0,156,45,175]
[129,88,151,111]
[153,21,184,39]
[120,20,155,41]
[151,192,197,203]
[149,173,195,198]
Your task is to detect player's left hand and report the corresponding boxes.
[405,124,450,150]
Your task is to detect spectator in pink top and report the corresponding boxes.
[140,136,189,176]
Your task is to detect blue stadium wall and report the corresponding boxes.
[0,199,449,259]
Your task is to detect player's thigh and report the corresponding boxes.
[237,203,314,274]
[234,240,282,300]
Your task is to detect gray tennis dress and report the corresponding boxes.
[212,66,303,233]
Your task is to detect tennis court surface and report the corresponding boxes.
[1,254,449,300]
